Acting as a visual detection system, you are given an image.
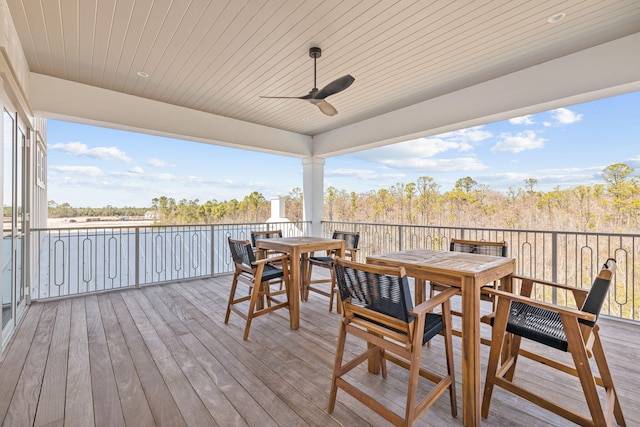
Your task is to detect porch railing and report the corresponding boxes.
[29,219,639,322]
[30,221,309,300]
[322,221,639,322]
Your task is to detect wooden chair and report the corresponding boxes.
[303,230,359,311]
[328,258,458,426]
[224,237,290,341]
[482,258,626,427]
[250,229,283,259]
[430,238,508,312]
[251,229,285,290]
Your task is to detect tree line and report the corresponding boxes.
[48,163,639,233]
[47,202,148,219]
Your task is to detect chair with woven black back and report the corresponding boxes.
[482,258,626,426]
[327,258,458,426]
[250,229,283,260]
[303,230,359,312]
[225,237,290,341]
[251,229,285,291]
[430,238,508,314]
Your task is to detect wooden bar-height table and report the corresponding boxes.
[256,236,345,330]
[367,249,515,427]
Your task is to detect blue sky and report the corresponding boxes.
[47,91,640,208]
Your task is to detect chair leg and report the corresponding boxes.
[225,273,240,324]
[328,267,337,312]
[590,329,626,426]
[304,261,312,301]
[404,345,423,424]
[442,301,457,417]
[327,320,348,414]
[482,299,513,418]
[563,318,609,426]
[263,281,272,308]
[243,279,263,341]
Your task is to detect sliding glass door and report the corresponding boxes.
[2,105,27,341]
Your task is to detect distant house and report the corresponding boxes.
[144,211,160,220]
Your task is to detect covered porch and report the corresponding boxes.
[2,2,640,425]
[1,274,638,426]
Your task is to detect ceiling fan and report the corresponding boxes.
[260,47,355,116]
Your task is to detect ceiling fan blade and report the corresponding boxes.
[314,75,355,99]
[260,95,311,99]
[315,100,338,116]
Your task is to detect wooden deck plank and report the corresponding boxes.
[184,279,397,425]
[65,297,95,426]
[169,281,323,426]
[3,303,58,426]
[121,289,218,426]
[85,295,126,427]
[0,302,44,423]
[34,298,71,427]
[97,294,156,427]
[108,292,188,427]
[151,284,280,427]
[0,274,637,427]
[158,282,278,427]
[135,287,246,426]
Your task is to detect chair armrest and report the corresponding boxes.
[410,287,459,316]
[252,254,289,265]
[253,248,267,259]
[511,274,589,298]
[485,288,597,323]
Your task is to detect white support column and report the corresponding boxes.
[302,157,324,237]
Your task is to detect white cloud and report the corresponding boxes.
[477,166,606,191]
[327,157,486,184]
[151,173,176,181]
[49,141,132,162]
[326,168,404,180]
[357,130,491,166]
[627,156,640,167]
[491,130,545,153]
[147,158,168,167]
[437,126,493,143]
[551,107,583,125]
[325,168,373,178]
[382,157,487,172]
[130,166,144,174]
[370,138,471,159]
[49,165,104,177]
[509,115,534,125]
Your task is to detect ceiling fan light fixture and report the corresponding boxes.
[547,12,566,24]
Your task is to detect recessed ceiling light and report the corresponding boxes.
[137,71,150,78]
[547,12,566,24]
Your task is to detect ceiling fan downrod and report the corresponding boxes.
[309,47,321,90]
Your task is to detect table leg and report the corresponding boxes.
[289,248,300,330]
[461,278,481,427]
[300,253,309,301]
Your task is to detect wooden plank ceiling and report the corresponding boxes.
[7,0,640,136]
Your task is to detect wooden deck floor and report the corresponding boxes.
[0,274,638,426]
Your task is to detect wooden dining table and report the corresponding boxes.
[256,236,345,330]
[367,249,515,427]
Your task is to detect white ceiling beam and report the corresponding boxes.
[312,33,640,158]
[29,73,312,158]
